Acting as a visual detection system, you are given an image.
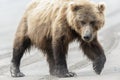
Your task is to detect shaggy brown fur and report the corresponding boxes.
[10,0,106,77]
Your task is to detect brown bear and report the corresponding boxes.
[10,0,106,78]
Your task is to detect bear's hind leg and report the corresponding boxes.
[81,38,106,75]
[10,36,31,77]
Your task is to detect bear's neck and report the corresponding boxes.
[68,27,82,42]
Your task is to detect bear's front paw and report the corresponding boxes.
[51,65,76,77]
[93,55,106,74]
[54,71,76,78]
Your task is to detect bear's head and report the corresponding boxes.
[67,0,105,42]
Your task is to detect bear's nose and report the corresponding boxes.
[83,35,91,41]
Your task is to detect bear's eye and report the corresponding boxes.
[74,6,80,11]
[81,21,86,25]
[90,21,96,26]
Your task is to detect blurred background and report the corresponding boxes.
[0,0,120,80]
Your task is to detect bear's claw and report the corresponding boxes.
[65,72,77,77]
[56,72,76,78]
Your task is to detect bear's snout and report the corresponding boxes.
[83,33,92,42]
[83,34,91,41]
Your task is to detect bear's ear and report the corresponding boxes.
[69,2,82,11]
[98,2,106,13]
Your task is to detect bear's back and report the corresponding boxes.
[26,0,70,30]
[26,0,72,19]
